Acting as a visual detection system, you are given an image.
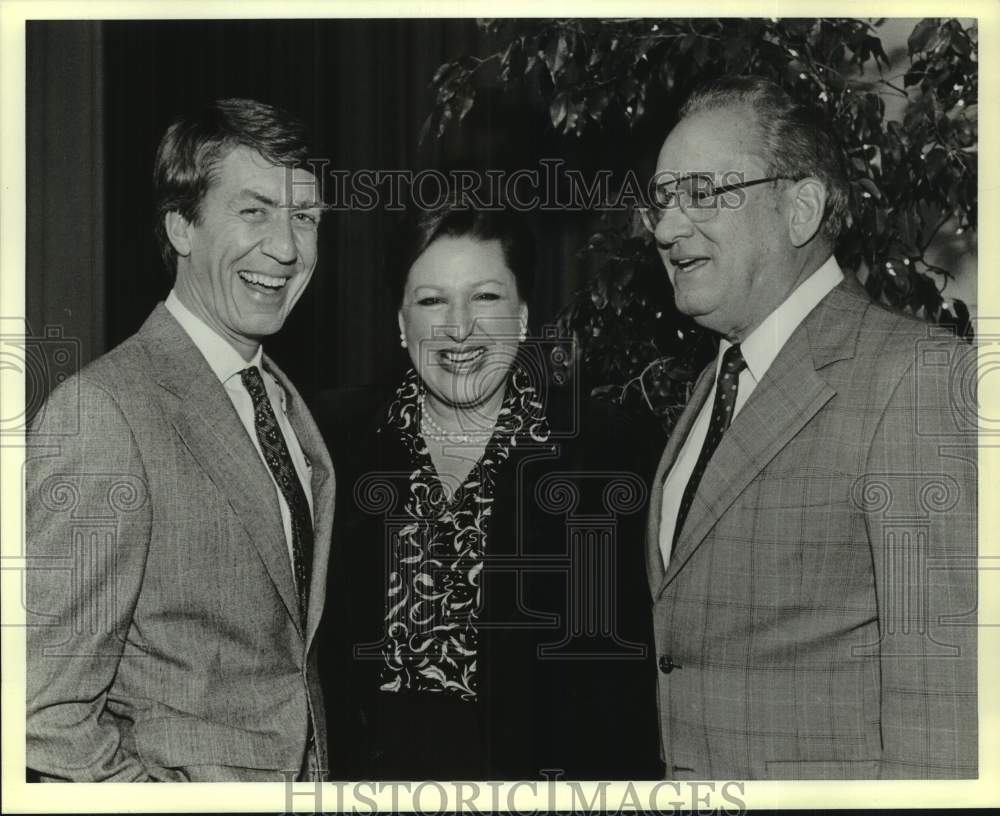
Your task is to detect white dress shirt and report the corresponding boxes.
[659,255,844,568]
[165,291,314,568]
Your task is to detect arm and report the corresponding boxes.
[26,377,154,781]
[864,342,977,778]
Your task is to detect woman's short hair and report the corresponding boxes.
[153,98,312,274]
[389,201,537,308]
[679,76,850,245]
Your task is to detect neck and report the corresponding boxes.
[727,245,831,343]
[422,388,505,435]
[172,281,260,362]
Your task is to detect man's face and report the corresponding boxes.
[652,106,791,340]
[172,145,323,358]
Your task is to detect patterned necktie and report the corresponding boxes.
[240,366,313,624]
[672,344,747,548]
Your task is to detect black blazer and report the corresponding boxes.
[315,383,665,780]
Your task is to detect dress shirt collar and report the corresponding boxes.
[718,254,844,383]
[165,290,264,384]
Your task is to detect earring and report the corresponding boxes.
[399,331,408,349]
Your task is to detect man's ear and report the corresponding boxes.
[164,211,193,257]
[787,178,827,247]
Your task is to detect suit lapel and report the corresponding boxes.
[136,305,303,636]
[645,362,715,594]
[655,281,866,597]
[263,355,336,649]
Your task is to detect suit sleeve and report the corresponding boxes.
[864,344,977,778]
[26,377,155,781]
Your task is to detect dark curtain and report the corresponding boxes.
[27,19,588,404]
[26,22,106,381]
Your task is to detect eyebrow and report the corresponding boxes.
[236,189,327,209]
[413,279,509,289]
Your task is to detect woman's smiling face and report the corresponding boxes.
[398,235,527,416]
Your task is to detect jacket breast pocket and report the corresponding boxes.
[738,470,861,550]
[749,469,853,509]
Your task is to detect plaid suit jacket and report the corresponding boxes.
[26,304,335,781]
[646,279,977,780]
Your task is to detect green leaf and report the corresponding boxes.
[950,27,972,56]
[499,39,525,82]
[565,100,583,133]
[549,92,569,128]
[924,147,947,179]
[903,59,927,88]
[588,90,610,120]
[543,31,569,78]
[874,205,886,236]
[418,112,435,146]
[908,18,939,55]
[431,61,459,87]
[867,34,889,67]
[457,92,475,122]
[857,177,883,199]
[436,104,453,139]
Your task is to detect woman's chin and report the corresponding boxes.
[422,374,509,415]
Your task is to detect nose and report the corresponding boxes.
[653,203,694,248]
[443,300,473,342]
[261,213,298,265]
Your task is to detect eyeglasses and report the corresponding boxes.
[638,174,793,232]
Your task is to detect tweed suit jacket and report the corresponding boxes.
[26,304,335,782]
[646,278,977,780]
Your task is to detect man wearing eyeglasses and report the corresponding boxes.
[643,76,976,780]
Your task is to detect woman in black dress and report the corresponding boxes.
[317,202,663,780]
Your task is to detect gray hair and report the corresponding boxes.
[679,76,850,246]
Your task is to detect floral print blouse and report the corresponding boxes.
[377,366,552,701]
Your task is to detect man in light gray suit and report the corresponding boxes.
[26,98,335,781]
[642,77,976,779]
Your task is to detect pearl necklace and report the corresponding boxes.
[419,392,495,444]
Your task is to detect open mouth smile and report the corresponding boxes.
[238,271,288,292]
[437,346,486,375]
[439,347,486,364]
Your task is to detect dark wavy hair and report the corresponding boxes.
[153,98,312,274]
[388,200,537,309]
[679,76,850,245]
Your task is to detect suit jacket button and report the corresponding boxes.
[658,655,679,674]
